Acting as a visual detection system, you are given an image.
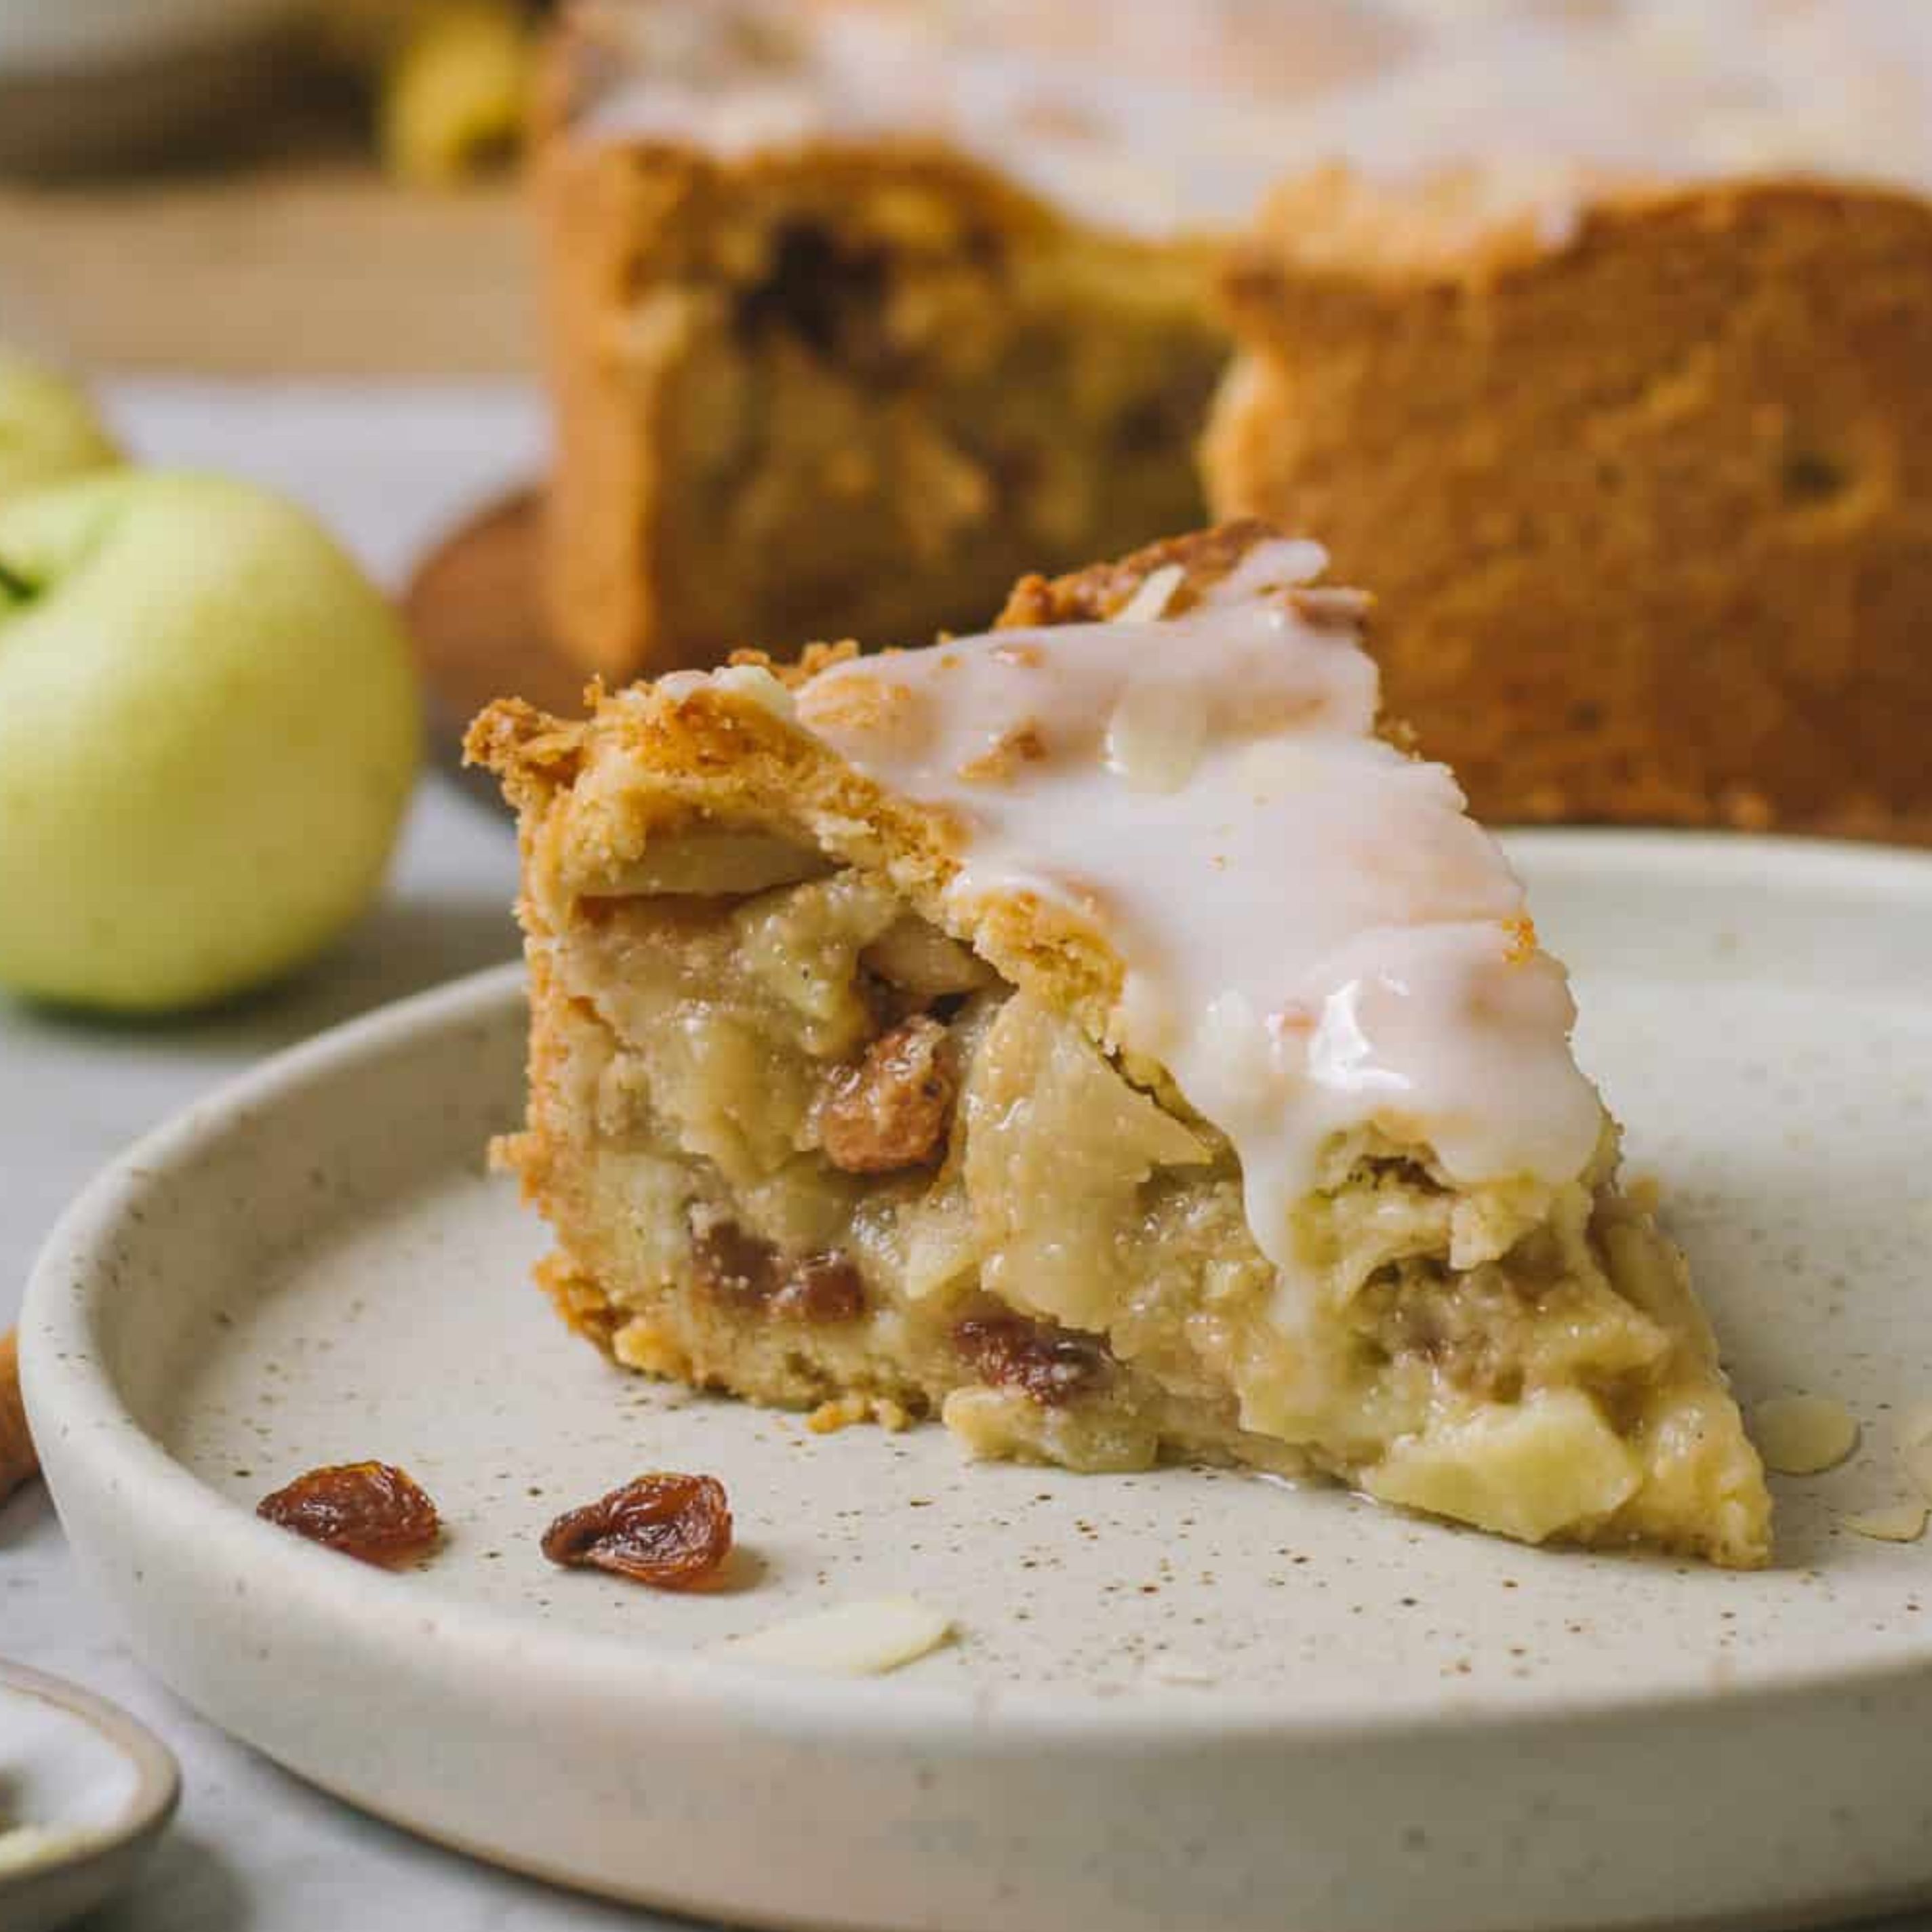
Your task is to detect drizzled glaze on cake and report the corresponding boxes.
[570,1,1932,239]
[791,540,1605,1281]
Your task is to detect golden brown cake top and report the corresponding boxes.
[469,523,1609,1295]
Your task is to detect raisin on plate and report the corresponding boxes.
[542,1472,733,1590]
[257,1461,441,1566]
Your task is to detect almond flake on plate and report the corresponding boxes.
[1838,1502,1929,1544]
[725,1597,954,1676]
[1751,1394,1859,1475]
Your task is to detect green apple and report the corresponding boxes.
[0,470,422,1012]
[0,350,121,503]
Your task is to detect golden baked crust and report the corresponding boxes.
[536,14,1222,682]
[472,523,1310,1036]
[1207,169,1932,839]
[470,521,1771,1568]
[994,517,1285,626]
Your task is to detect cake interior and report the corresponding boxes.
[511,835,1767,1563]
[550,155,1225,670]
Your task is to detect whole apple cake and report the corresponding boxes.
[536,0,1932,842]
[469,523,1771,1567]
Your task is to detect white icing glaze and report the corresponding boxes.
[782,541,1605,1280]
[573,0,1932,238]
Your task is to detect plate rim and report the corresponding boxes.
[22,828,1932,1755]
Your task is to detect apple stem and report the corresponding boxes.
[0,557,32,604]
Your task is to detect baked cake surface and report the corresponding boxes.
[469,523,1771,1567]
[1205,172,1932,838]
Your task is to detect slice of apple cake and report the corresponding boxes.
[468,523,1771,1567]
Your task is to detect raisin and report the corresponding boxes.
[769,1254,867,1324]
[819,1015,957,1173]
[736,222,889,362]
[257,1462,441,1566]
[541,1473,733,1590]
[691,1214,865,1324]
[954,1314,1114,1407]
[691,1215,778,1306]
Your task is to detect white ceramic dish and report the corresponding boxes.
[0,1662,180,1932]
[21,832,1932,1932]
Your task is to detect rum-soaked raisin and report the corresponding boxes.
[257,1461,441,1566]
[691,1213,864,1324]
[818,1015,957,1173]
[690,1216,778,1305]
[541,1472,732,1590]
[954,1314,1113,1407]
[769,1254,867,1324]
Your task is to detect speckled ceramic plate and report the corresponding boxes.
[22,832,1932,1932]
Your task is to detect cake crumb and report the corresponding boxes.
[807,1394,913,1435]
[1500,914,1538,966]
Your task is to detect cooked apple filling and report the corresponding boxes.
[510,851,1757,1554]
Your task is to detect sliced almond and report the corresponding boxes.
[1838,1502,1929,1544]
[1112,563,1184,624]
[1900,1402,1932,1451]
[1751,1393,1859,1476]
[726,1596,954,1676]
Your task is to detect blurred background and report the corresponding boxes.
[0,0,548,375]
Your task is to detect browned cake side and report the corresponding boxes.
[536,25,1222,683]
[1205,170,1932,840]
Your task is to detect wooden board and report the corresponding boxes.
[401,486,586,802]
[0,160,535,376]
